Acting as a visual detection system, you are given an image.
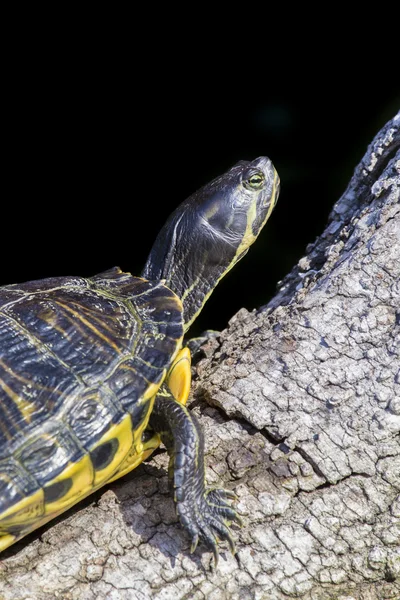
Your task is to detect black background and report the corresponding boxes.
[4,49,399,337]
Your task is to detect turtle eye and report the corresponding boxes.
[243,170,265,190]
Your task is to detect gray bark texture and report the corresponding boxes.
[0,114,399,600]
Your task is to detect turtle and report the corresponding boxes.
[0,156,279,565]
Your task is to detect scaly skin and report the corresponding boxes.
[150,388,242,567]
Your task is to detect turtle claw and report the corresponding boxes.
[219,489,238,501]
[226,532,236,556]
[212,546,219,570]
[155,398,241,568]
[190,534,199,554]
[206,487,239,508]
[205,488,243,528]
[176,485,241,568]
[232,513,244,528]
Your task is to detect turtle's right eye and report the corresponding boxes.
[242,169,265,190]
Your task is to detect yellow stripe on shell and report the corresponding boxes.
[0,330,185,551]
[101,378,165,485]
[0,487,44,527]
[0,358,66,427]
[44,454,94,514]
[0,533,16,552]
[0,375,36,423]
[0,419,133,550]
[55,301,123,354]
[0,454,94,551]
[108,346,191,483]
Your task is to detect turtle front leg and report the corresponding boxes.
[150,390,242,567]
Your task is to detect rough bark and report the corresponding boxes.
[0,114,399,600]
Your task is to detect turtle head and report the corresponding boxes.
[142,156,280,331]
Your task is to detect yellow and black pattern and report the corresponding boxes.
[0,156,279,562]
[0,267,183,551]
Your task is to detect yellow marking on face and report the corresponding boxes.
[183,172,279,331]
[235,168,279,259]
[0,376,35,422]
[167,347,191,406]
[55,301,123,354]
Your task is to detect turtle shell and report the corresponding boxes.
[0,267,183,548]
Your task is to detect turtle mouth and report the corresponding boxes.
[262,171,280,208]
[274,175,281,205]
